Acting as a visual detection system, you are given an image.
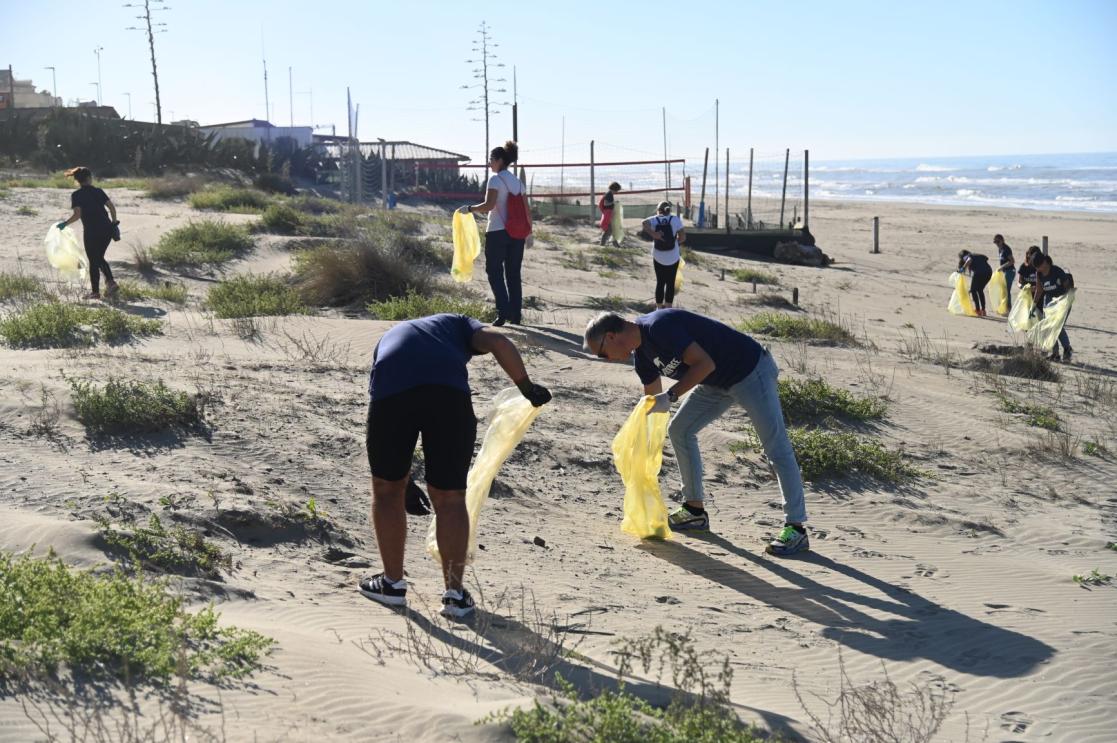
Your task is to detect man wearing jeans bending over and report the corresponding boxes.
[584,309,809,556]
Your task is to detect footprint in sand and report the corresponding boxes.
[1001,711,1032,734]
[915,563,937,578]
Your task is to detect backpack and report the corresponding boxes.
[498,171,532,240]
[653,215,675,251]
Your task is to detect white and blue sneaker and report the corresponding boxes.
[440,588,476,618]
[766,525,810,556]
[359,573,407,607]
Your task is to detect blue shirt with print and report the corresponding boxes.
[633,309,763,389]
[369,314,485,400]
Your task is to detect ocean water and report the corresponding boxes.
[807,152,1117,213]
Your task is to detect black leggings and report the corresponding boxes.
[83,229,114,294]
[969,268,991,311]
[654,260,679,304]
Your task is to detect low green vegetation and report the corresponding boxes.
[188,186,272,213]
[1084,440,1109,457]
[732,428,920,483]
[145,174,212,200]
[150,220,254,268]
[95,514,231,579]
[966,350,1060,382]
[1073,568,1112,587]
[114,280,188,304]
[0,302,161,348]
[561,250,591,271]
[4,175,149,190]
[367,291,495,321]
[731,268,779,285]
[254,172,296,195]
[587,295,655,313]
[0,549,272,681]
[488,628,760,743]
[205,274,307,319]
[0,272,47,301]
[778,378,887,425]
[16,205,38,216]
[994,392,1060,431]
[70,377,203,432]
[293,238,434,307]
[496,678,763,742]
[739,312,858,346]
[592,245,639,270]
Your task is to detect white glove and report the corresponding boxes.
[457,205,471,214]
[525,234,535,249]
[647,392,672,414]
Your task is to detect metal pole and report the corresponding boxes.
[746,148,754,228]
[45,66,57,106]
[803,149,810,229]
[725,148,730,235]
[662,107,669,201]
[699,147,709,227]
[714,98,719,223]
[389,143,396,194]
[94,47,103,104]
[873,217,880,253]
[590,140,596,220]
[380,141,388,209]
[559,115,565,196]
[288,66,293,128]
[1042,236,1048,256]
[8,66,15,110]
[512,65,518,142]
[779,148,790,228]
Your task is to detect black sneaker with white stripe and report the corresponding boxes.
[440,588,476,618]
[358,573,407,607]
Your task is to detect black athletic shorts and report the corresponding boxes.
[366,385,477,490]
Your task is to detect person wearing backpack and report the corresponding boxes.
[642,202,685,309]
[460,140,532,327]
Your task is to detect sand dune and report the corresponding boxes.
[1,185,1115,741]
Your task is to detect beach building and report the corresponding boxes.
[0,69,61,109]
[199,119,315,149]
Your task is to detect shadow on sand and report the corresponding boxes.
[639,532,1053,678]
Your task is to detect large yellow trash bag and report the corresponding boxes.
[611,202,625,243]
[43,225,87,281]
[1027,289,1075,353]
[426,386,543,565]
[674,256,685,294]
[451,210,482,282]
[1007,287,1037,332]
[612,396,672,540]
[988,270,1009,316]
[946,272,977,316]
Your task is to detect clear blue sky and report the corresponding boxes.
[7,0,1116,164]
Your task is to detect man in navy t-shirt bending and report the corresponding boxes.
[361,314,552,617]
[584,309,809,556]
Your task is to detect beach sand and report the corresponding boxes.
[1,186,1115,742]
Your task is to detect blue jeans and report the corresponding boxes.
[1002,268,1015,310]
[667,353,808,523]
[484,229,525,321]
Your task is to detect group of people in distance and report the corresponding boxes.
[957,234,1074,361]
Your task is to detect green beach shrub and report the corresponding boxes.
[367,291,495,321]
[188,186,271,213]
[205,274,307,319]
[69,377,202,432]
[151,220,254,268]
[739,312,859,346]
[0,302,161,348]
[95,514,231,579]
[778,378,887,425]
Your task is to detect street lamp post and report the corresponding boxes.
[90,82,100,104]
[93,46,103,104]
[44,66,58,106]
[123,92,132,119]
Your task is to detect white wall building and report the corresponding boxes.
[199,119,314,149]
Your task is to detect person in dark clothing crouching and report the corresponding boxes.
[360,314,552,618]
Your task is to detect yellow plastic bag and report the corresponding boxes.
[946,272,977,316]
[988,270,1009,316]
[1007,287,1037,332]
[426,386,543,565]
[612,396,672,540]
[43,225,87,282]
[451,210,482,282]
[611,202,625,243]
[1027,289,1075,353]
[674,256,685,294]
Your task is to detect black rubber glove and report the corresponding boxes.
[516,378,552,407]
[111,220,121,241]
